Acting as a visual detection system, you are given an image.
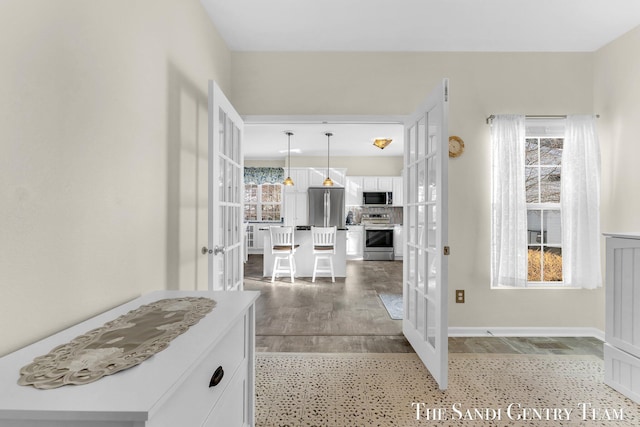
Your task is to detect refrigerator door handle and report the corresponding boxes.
[324,190,330,227]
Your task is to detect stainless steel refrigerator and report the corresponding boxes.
[308,187,345,227]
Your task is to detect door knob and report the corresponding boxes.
[202,246,213,255]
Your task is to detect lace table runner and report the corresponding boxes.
[18,297,216,389]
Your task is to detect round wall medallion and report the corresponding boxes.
[448,136,465,158]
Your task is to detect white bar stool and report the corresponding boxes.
[311,226,336,282]
[269,226,298,283]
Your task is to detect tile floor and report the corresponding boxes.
[244,254,603,357]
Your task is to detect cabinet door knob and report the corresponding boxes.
[209,366,224,387]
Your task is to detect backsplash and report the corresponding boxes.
[346,206,403,225]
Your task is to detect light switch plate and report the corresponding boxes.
[455,290,465,303]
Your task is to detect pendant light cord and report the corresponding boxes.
[287,132,292,177]
[323,132,334,186]
[326,132,332,176]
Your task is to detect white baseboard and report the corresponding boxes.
[448,326,605,341]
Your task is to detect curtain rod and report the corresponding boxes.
[485,114,599,125]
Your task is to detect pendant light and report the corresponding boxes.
[323,132,334,186]
[283,131,294,186]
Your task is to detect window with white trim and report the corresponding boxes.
[525,127,563,284]
[244,183,283,221]
[491,115,601,289]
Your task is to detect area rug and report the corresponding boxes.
[256,352,639,426]
[378,293,403,320]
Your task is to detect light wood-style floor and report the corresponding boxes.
[243,254,603,357]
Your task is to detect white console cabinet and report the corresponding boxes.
[603,233,640,404]
[0,290,259,426]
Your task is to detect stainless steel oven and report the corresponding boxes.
[363,226,394,261]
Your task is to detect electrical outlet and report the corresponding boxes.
[455,290,465,303]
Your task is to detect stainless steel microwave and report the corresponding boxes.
[363,191,393,206]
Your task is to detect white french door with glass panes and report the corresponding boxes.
[403,79,449,390]
[207,81,244,291]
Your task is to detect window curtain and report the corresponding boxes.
[561,115,602,289]
[244,167,284,185]
[491,115,528,287]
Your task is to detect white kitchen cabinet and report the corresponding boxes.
[331,168,347,187]
[308,168,325,187]
[392,176,403,206]
[0,290,259,426]
[345,176,364,206]
[377,177,393,192]
[284,191,308,227]
[346,225,364,260]
[284,167,309,193]
[346,175,402,205]
[362,177,378,191]
[308,168,346,187]
[394,225,404,259]
[603,233,640,404]
[361,176,395,192]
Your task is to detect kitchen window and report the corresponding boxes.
[244,183,283,221]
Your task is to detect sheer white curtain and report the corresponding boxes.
[491,115,528,287]
[561,115,602,289]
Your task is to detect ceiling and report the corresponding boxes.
[244,121,404,160]
[203,0,640,159]
[201,0,640,52]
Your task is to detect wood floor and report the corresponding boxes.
[243,254,603,357]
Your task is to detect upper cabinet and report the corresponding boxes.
[345,176,364,206]
[392,176,403,206]
[308,168,347,187]
[362,177,393,192]
[348,175,403,206]
[377,177,394,192]
[284,168,309,193]
[362,177,378,191]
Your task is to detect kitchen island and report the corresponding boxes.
[262,228,347,279]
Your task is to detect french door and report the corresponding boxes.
[403,79,449,389]
[207,81,244,291]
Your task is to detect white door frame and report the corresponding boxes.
[244,104,450,390]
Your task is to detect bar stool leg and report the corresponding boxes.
[329,256,335,282]
[312,256,319,282]
[271,257,278,283]
[288,253,295,284]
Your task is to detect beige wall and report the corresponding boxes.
[290,156,403,176]
[2,1,636,356]
[0,0,231,356]
[592,25,640,329]
[245,160,286,168]
[595,26,640,233]
[232,51,605,330]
